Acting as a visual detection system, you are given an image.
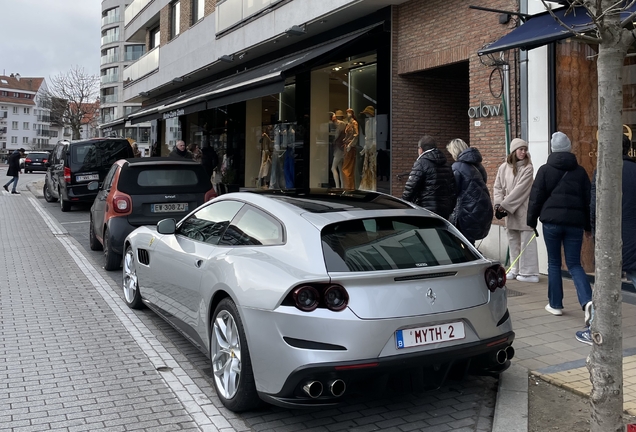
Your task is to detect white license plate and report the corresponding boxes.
[32,162,41,165]
[76,174,99,182]
[151,203,188,213]
[395,322,465,349]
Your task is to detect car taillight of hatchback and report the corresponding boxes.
[25,158,32,164]
[112,194,132,214]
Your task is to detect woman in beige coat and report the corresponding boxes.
[493,138,539,282]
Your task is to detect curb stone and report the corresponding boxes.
[492,363,528,432]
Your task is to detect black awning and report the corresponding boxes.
[479,5,635,55]
[130,24,379,124]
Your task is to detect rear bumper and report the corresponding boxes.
[64,185,97,203]
[260,331,515,408]
[25,164,47,172]
[107,217,138,255]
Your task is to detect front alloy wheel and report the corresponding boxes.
[122,246,143,309]
[211,298,259,412]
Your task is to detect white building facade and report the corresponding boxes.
[0,74,52,160]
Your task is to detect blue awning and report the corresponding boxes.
[479,5,634,55]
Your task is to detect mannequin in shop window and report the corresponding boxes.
[269,124,287,189]
[258,126,272,188]
[341,108,359,190]
[359,105,377,191]
[283,123,296,188]
[331,110,346,188]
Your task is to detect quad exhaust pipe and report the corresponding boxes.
[302,379,347,398]
[302,381,323,398]
[495,345,516,364]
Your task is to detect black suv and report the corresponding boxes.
[24,152,51,173]
[44,138,134,212]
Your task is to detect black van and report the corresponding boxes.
[43,138,135,212]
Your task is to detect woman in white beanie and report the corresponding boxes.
[493,138,540,283]
[527,131,592,322]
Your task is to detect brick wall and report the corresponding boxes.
[205,0,216,15]
[181,0,192,32]
[160,5,170,46]
[391,0,520,203]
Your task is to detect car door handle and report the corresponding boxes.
[195,260,203,268]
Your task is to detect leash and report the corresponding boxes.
[505,231,538,274]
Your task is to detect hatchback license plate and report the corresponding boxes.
[76,174,99,182]
[152,203,188,213]
[396,322,465,349]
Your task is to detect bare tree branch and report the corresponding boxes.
[539,0,603,43]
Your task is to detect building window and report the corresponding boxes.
[101,27,120,45]
[1,91,7,96]
[13,92,19,97]
[12,121,18,129]
[192,0,205,23]
[171,1,181,39]
[23,122,29,130]
[23,137,28,144]
[124,45,145,61]
[13,107,18,114]
[11,137,17,144]
[24,108,30,114]
[150,27,160,49]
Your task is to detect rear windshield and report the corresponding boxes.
[117,165,212,195]
[321,216,479,272]
[71,140,132,171]
[27,153,49,159]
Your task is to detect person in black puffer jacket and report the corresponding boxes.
[527,131,593,323]
[402,135,456,220]
[446,139,493,244]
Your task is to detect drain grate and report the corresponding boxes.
[506,288,524,297]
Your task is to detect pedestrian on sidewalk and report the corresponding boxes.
[527,131,593,320]
[446,138,493,245]
[3,148,25,194]
[402,135,456,220]
[493,138,540,283]
[576,135,636,344]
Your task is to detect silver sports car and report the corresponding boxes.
[122,189,514,411]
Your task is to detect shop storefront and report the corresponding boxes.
[130,16,391,194]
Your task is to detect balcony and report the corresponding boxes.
[125,0,153,26]
[102,13,121,26]
[101,53,120,65]
[124,51,145,62]
[101,95,118,104]
[217,0,284,33]
[36,115,51,122]
[101,33,121,45]
[36,129,50,137]
[101,74,120,84]
[123,47,159,84]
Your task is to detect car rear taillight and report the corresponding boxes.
[63,167,71,182]
[112,194,132,214]
[285,283,350,312]
[204,188,217,202]
[485,264,507,292]
[43,159,48,163]
[25,158,32,163]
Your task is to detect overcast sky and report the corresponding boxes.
[0,0,101,80]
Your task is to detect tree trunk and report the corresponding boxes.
[589,8,627,431]
[72,126,81,141]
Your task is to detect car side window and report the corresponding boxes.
[177,200,244,245]
[220,205,284,246]
[103,165,118,191]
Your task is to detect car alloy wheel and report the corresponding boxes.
[211,299,259,412]
[43,181,57,203]
[122,246,143,309]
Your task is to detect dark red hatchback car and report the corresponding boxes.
[89,157,216,270]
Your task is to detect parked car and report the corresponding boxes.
[23,152,50,173]
[89,157,217,270]
[122,189,514,412]
[43,138,135,212]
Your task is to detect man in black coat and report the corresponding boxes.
[3,148,25,194]
[402,135,456,220]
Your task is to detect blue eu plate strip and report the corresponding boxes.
[395,330,404,349]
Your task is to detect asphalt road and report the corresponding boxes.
[23,171,500,432]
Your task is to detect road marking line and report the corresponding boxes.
[28,197,229,432]
[60,220,90,224]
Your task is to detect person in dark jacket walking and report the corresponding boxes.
[169,140,194,160]
[527,131,593,322]
[576,134,636,344]
[402,135,456,220]
[3,148,25,194]
[446,138,493,244]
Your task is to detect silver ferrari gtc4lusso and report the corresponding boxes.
[122,189,514,411]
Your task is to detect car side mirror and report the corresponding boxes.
[157,218,176,235]
[87,181,99,191]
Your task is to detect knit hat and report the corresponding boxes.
[551,131,572,153]
[509,138,527,153]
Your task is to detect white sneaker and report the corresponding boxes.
[517,275,539,283]
[506,272,517,280]
[545,304,563,316]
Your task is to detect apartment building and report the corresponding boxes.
[0,74,52,160]
[99,0,152,153]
